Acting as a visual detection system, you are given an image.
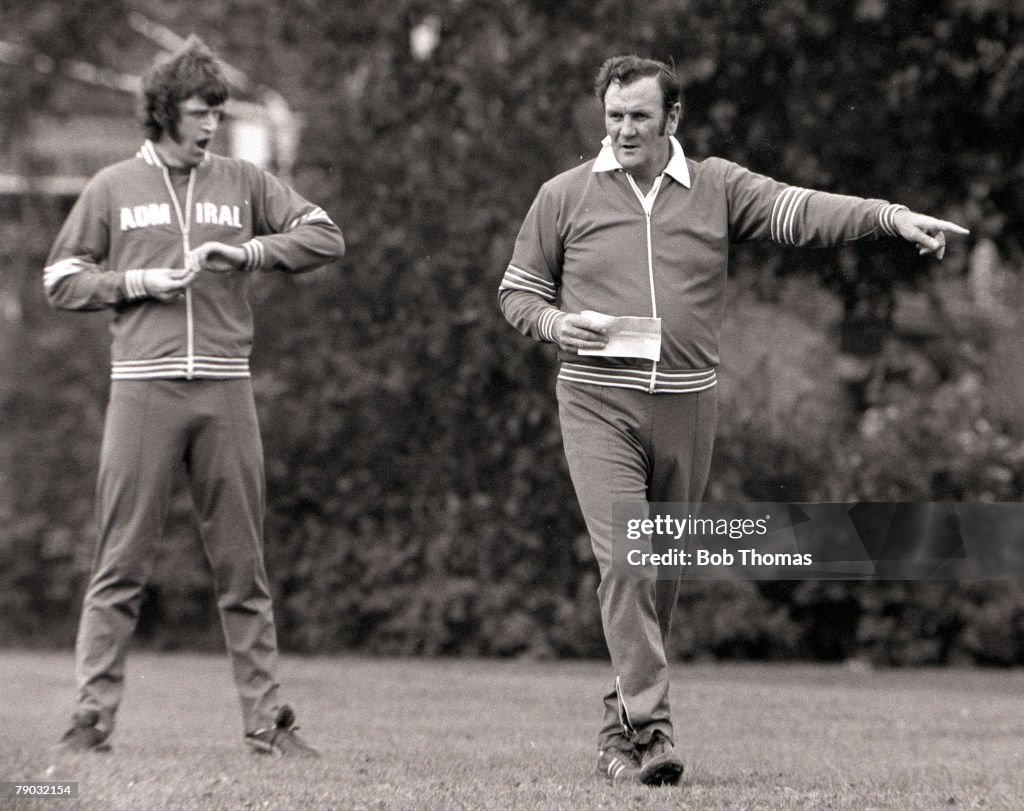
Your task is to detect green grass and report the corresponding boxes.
[2,652,1023,809]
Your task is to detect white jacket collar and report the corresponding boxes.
[592,135,691,188]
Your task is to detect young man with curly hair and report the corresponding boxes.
[46,35,344,757]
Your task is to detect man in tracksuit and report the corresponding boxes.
[46,36,345,756]
[499,55,967,786]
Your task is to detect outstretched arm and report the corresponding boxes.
[720,159,970,257]
[892,210,970,260]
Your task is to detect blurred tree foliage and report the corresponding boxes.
[2,0,1024,664]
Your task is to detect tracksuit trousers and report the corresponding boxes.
[556,379,717,750]
[74,379,281,735]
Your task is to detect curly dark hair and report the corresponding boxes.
[141,34,229,141]
[594,55,681,114]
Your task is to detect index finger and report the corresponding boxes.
[926,218,970,236]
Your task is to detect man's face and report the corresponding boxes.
[603,76,680,184]
[159,95,224,168]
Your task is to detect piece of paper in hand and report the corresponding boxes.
[578,310,662,362]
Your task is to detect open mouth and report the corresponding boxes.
[196,137,210,150]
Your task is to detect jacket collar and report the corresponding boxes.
[138,140,164,167]
[137,139,210,169]
[592,135,691,188]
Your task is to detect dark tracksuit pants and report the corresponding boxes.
[74,379,280,735]
[556,379,717,750]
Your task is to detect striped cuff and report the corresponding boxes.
[124,269,149,300]
[240,239,265,271]
[539,308,564,343]
[877,203,908,237]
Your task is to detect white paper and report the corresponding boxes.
[577,310,662,362]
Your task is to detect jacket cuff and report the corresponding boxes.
[539,308,564,343]
[240,239,265,271]
[124,269,149,300]
[877,203,908,238]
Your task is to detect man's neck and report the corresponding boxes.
[629,160,667,196]
[630,140,672,194]
[629,173,659,195]
[152,140,197,171]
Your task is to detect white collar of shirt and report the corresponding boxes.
[591,135,691,188]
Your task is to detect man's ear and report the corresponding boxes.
[155,101,180,142]
[666,102,682,136]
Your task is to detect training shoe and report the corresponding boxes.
[596,744,641,784]
[637,730,684,786]
[245,705,320,758]
[57,710,111,753]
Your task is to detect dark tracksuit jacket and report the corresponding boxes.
[500,136,905,392]
[45,139,344,378]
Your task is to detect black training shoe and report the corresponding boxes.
[637,730,684,786]
[57,710,111,753]
[245,705,320,758]
[596,744,641,784]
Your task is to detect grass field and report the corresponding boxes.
[1,652,1022,810]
